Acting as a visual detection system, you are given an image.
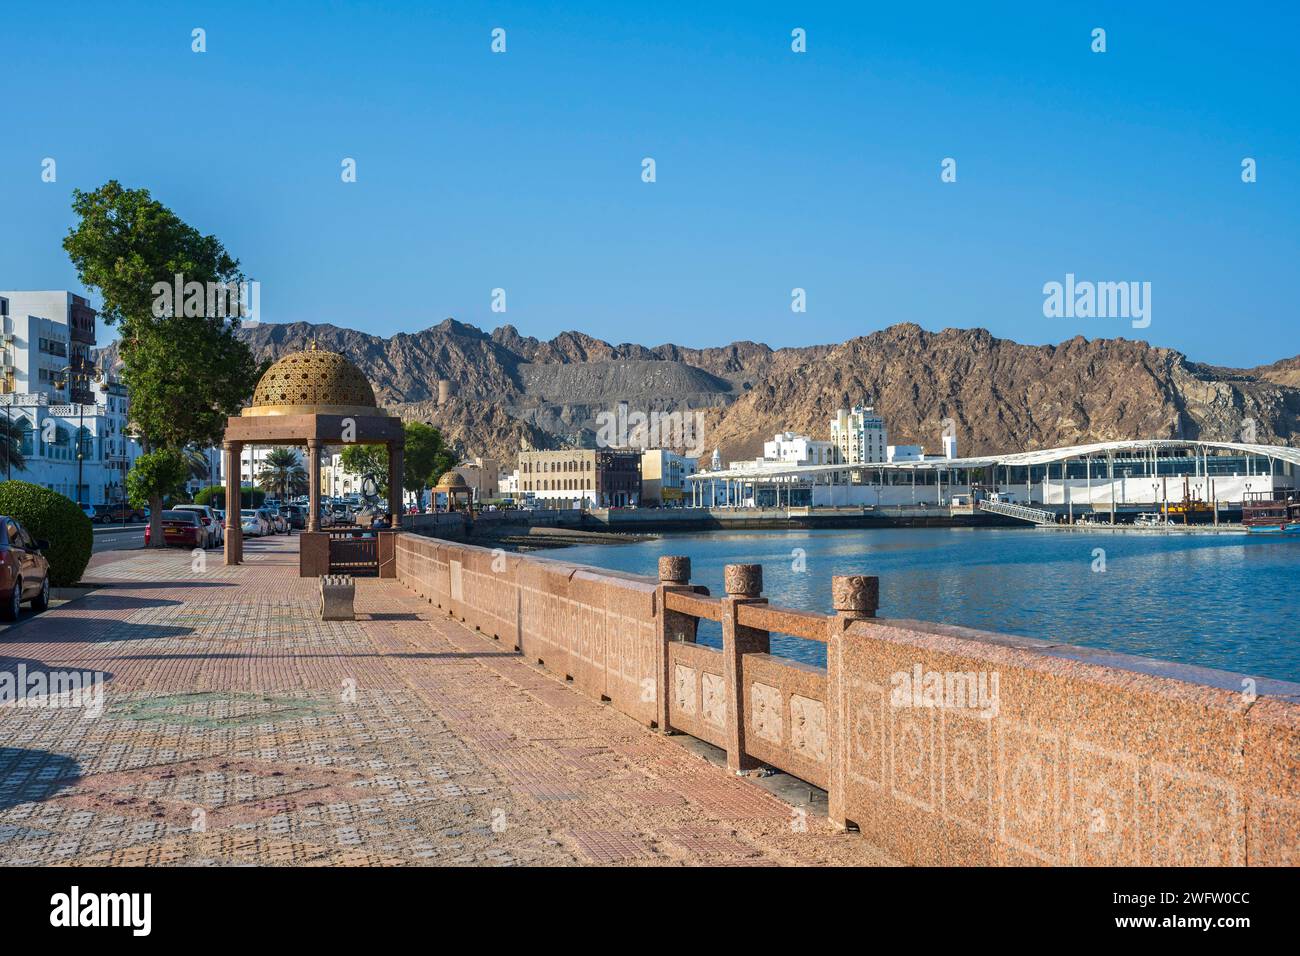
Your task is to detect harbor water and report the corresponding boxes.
[551,527,1300,682]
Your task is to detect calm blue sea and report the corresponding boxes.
[551,528,1300,682]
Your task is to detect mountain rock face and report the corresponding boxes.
[228,320,1300,464]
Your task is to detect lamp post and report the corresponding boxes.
[54,359,102,507]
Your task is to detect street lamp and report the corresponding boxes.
[54,359,103,508]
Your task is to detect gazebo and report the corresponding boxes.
[222,344,405,577]
[435,470,473,511]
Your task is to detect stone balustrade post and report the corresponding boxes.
[721,563,768,773]
[655,555,695,734]
[827,573,879,829]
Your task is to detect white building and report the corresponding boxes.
[641,449,697,507]
[0,291,142,505]
[886,444,924,463]
[831,405,888,464]
[762,431,839,466]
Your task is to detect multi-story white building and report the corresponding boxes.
[0,291,98,403]
[640,449,697,507]
[830,405,888,464]
[0,291,142,505]
[762,431,839,466]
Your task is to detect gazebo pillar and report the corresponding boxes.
[388,439,405,528]
[306,438,322,532]
[223,441,243,565]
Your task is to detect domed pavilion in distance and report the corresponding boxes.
[222,344,405,576]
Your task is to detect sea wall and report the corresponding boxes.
[394,532,1299,866]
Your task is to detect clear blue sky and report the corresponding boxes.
[1,1,1296,366]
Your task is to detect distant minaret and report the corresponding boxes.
[711,448,722,471]
[437,379,451,405]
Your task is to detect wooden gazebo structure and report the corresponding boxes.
[222,345,405,576]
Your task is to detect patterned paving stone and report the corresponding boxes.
[2,535,899,866]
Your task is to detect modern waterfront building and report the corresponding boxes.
[687,438,1300,510]
[518,448,642,508]
[831,405,888,464]
[640,449,697,507]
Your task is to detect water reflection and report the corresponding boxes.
[553,528,1300,681]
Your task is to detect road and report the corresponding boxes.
[92,523,146,553]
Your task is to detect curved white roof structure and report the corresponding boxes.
[687,438,1300,481]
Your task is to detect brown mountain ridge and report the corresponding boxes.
[225,321,1300,465]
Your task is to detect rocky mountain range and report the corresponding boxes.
[228,320,1300,465]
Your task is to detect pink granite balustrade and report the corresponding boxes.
[396,533,1300,866]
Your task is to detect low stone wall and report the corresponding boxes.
[394,532,1300,866]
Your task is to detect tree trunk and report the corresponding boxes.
[148,492,166,547]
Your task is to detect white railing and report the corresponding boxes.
[978,499,1059,525]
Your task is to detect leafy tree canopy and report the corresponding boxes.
[126,449,190,509]
[63,181,260,450]
[337,423,456,499]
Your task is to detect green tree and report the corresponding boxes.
[0,481,93,588]
[64,181,260,545]
[126,449,190,513]
[404,422,456,510]
[337,423,456,507]
[258,447,307,500]
[339,444,390,496]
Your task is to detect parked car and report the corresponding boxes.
[171,504,223,548]
[101,503,146,523]
[282,504,308,530]
[144,509,204,549]
[0,516,51,620]
[262,507,288,535]
[240,509,269,536]
[80,504,98,524]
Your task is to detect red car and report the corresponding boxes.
[0,515,52,620]
[144,510,204,548]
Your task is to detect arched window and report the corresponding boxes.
[17,418,34,457]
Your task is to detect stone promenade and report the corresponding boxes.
[0,535,895,866]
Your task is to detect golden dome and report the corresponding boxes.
[243,345,378,417]
[435,470,470,490]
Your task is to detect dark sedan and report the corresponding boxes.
[0,516,52,620]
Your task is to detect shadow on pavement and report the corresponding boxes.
[0,747,84,812]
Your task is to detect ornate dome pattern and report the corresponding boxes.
[248,346,377,412]
[435,470,471,490]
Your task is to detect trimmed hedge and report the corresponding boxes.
[0,480,94,587]
[195,485,264,508]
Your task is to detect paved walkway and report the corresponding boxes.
[0,535,895,866]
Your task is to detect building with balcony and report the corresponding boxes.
[830,404,888,464]
[0,291,98,404]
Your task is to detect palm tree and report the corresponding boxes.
[182,446,211,482]
[0,416,27,478]
[257,447,308,500]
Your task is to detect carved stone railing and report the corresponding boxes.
[394,532,1300,866]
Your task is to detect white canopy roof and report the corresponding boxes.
[687,439,1300,481]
